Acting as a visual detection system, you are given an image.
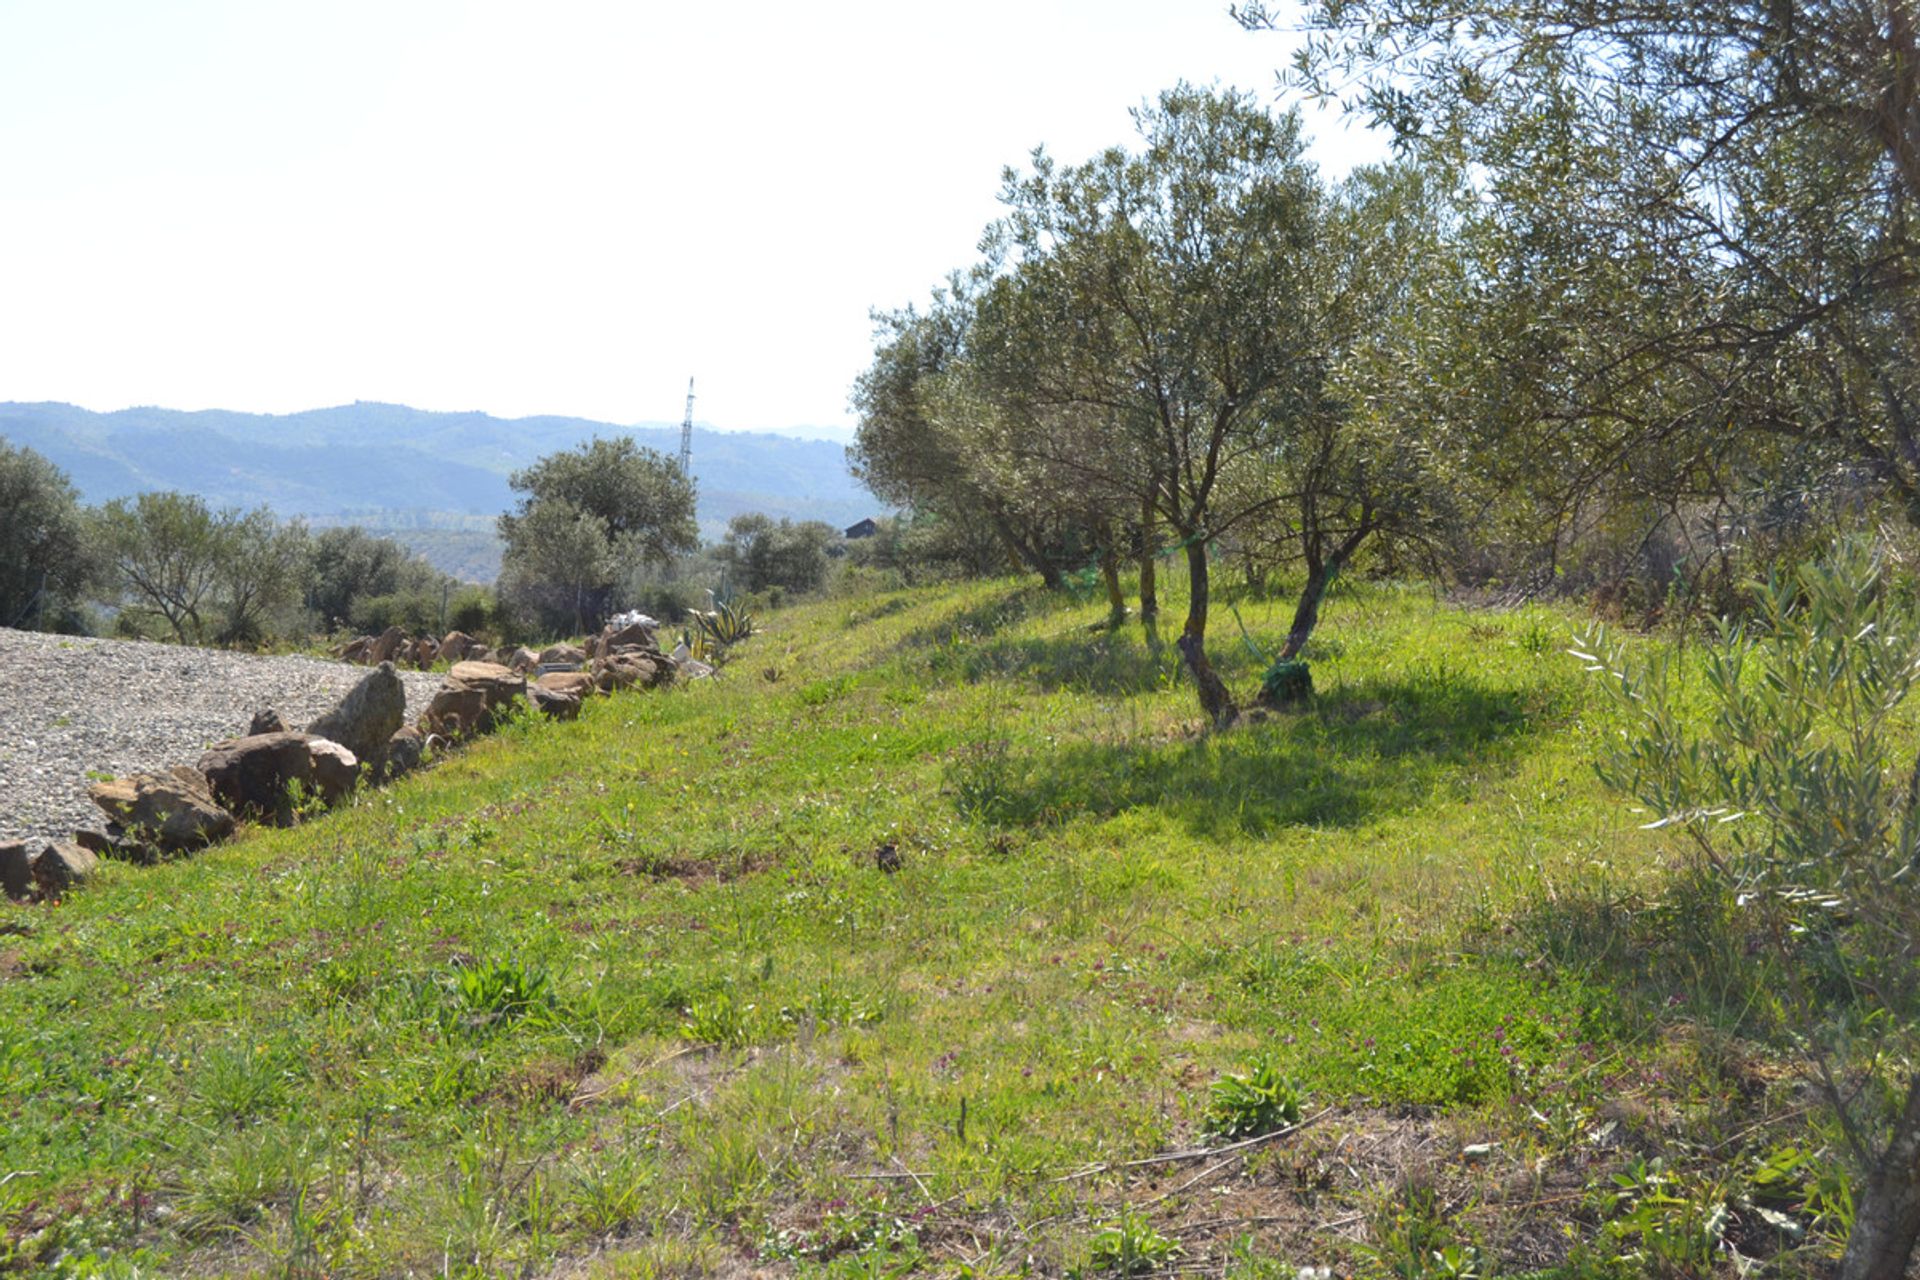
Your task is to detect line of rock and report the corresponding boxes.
[1,620,688,904]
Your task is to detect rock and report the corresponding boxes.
[438,631,476,665]
[506,646,540,674]
[680,658,715,680]
[306,661,405,776]
[468,646,495,665]
[420,681,489,740]
[31,841,98,896]
[537,643,587,667]
[448,661,526,714]
[70,829,117,856]
[603,621,657,652]
[412,637,439,669]
[593,651,676,693]
[88,766,235,853]
[529,683,582,720]
[248,707,286,735]
[535,671,596,699]
[368,625,407,666]
[339,636,373,664]
[196,732,360,823]
[384,725,426,778]
[0,840,32,900]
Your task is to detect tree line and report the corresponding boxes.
[854,45,1920,728]
[0,434,873,648]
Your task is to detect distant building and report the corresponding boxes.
[844,518,880,539]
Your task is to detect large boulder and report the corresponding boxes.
[535,670,596,699]
[32,841,98,897]
[420,681,489,740]
[592,651,675,693]
[196,732,359,823]
[438,630,476,665]
[411,637,439,669]
[0,841,32,900]
[603,621,657,653]
[88,766,234,853]
[368,625,407,666]
[449,661,526,714]
[338,635,373,664]
[506,646,540,674]
[537,643,587,667]
[306,662,406,776]
[529,683,582,721]
[385,725,427,778]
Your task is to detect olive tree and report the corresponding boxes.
[1248,0,1920,545]
[1585,544,1920,1277]
[0,441,98,631]
[497,436,697,636]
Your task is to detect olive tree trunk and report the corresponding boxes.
[1176,537,1236,726]
[1841,1074,1920,1280]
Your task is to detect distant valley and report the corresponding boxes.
[0,401,878,580]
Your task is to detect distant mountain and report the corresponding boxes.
[0,401,882,580]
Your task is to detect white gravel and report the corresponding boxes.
[0,628,446,843]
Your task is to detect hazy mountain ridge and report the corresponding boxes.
[0,401,879,579]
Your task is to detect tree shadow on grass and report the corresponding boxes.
[896,584,1055,654]
[935,627,1176,696]
[955,671,1556,838]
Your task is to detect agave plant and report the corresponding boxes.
[697,602,757,649]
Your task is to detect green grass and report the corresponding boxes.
[0,573,1833,1276]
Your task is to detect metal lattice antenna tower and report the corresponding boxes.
[678,377,695,478]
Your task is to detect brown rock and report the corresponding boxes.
[248,707,286,735]
[437,630,475,665]
[506,646,540,673]
[593,652,674,693]
[535,670,596,698]
[368,625,407,666]
[385,725,427,778]
[449,661,526,714]
[0,841,32,900]
[537,643,587,667]
[31,841,98,896]
[339,636,373,664]
[420,680,489,740]
[604,621,657,652]
[196,732,360,823]
[306,662,405,777]
[529,683,582,720]
[412,637,438,669]
[88,766,234,852]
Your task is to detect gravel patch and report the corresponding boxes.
[0,628,445,843]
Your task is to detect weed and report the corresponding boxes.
[446,957,554,1034]
[681,989,755,1046]
[1081,1208,1181,1277]
[1360,1181,1481,1280]
[1204,1055,1304,1139]
[1590,1156,1732,1274]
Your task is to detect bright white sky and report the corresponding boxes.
[0,1,1387,436]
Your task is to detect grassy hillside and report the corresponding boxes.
[0,577,1822,1277]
